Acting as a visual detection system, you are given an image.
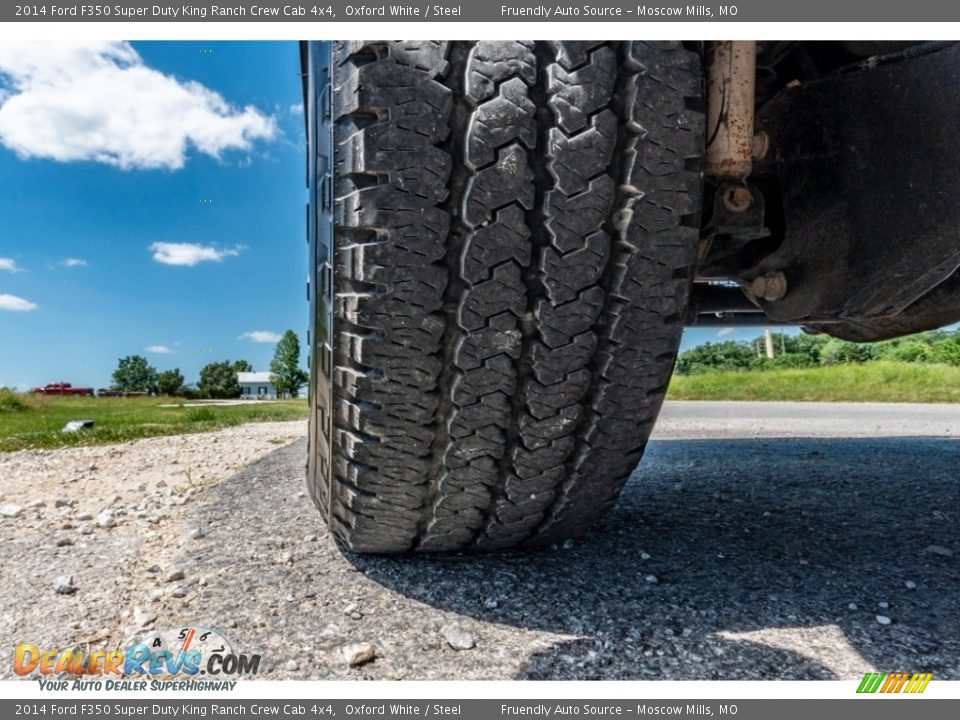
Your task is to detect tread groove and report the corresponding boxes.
[475,40,557,548]
[416,40,478,550]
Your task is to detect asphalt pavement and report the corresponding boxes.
[175,401,960,679]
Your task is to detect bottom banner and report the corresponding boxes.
[3,699,957,720]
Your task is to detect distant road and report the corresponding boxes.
[656,400,960,439]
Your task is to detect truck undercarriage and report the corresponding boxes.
[690,40,960,341]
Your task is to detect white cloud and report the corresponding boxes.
[289,102,303,115]
[239,331,282,343]
[150,242,241,267]
[0,41,277,170]
[0,258,23,273]
[716,327,737,338]
[146,345,174,354]
[0,293,37,311]
[61,258,87,267]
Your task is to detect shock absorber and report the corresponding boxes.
[705,41,757,182]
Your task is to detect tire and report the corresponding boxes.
[307,40,705,553]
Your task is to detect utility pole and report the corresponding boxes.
[764,328,775,359]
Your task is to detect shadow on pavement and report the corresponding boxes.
[345,436,960,679]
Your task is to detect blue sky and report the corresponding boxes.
[0,41,307,389]
[0,39,779,390]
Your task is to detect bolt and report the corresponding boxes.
[748,271,788,302]
[723,185,753,213]
[752,131,770,161]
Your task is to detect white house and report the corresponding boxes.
[237,372,277,400]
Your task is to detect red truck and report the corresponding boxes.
[33,382,95,397]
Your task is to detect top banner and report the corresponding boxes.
[6,0,960,22]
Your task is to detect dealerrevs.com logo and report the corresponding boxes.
[15,626,261,690]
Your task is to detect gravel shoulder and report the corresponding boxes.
[2,404,958,680]
[0,421,306,670]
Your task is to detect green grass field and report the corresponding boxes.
[3,361,955,452]
[667,361,960,403]
[0,392,309,452]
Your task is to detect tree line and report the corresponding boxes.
[111,329,309,398]
[675,329,960,375]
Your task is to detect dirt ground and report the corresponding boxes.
[0,421,306,675]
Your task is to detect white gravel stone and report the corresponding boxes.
[875,615,892,626]
[284,659,300,671]
[53,575,76,595]
[904,580,917,590]
[165,568,185,583]
[133,608,157,628]
[0,504,23,518]
[925,545,954,557]
[441,623,476,651]
[96,511,116,529]
[341,642,376,667]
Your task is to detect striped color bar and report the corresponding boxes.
[857,672,886,693]
[904,673,933,693]
[857,672,932,693]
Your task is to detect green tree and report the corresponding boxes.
[930,332,960,366]
[781,333,829,364]
[156,368,186,396]
[819,339,878,365]
[198,361,242,399]
[112,355,158,393]
[886,340,932,363]
[232,359,253,373]
[269,330,309,398]
[675,340,757,375]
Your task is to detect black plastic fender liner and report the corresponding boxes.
[750,43,960,337]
